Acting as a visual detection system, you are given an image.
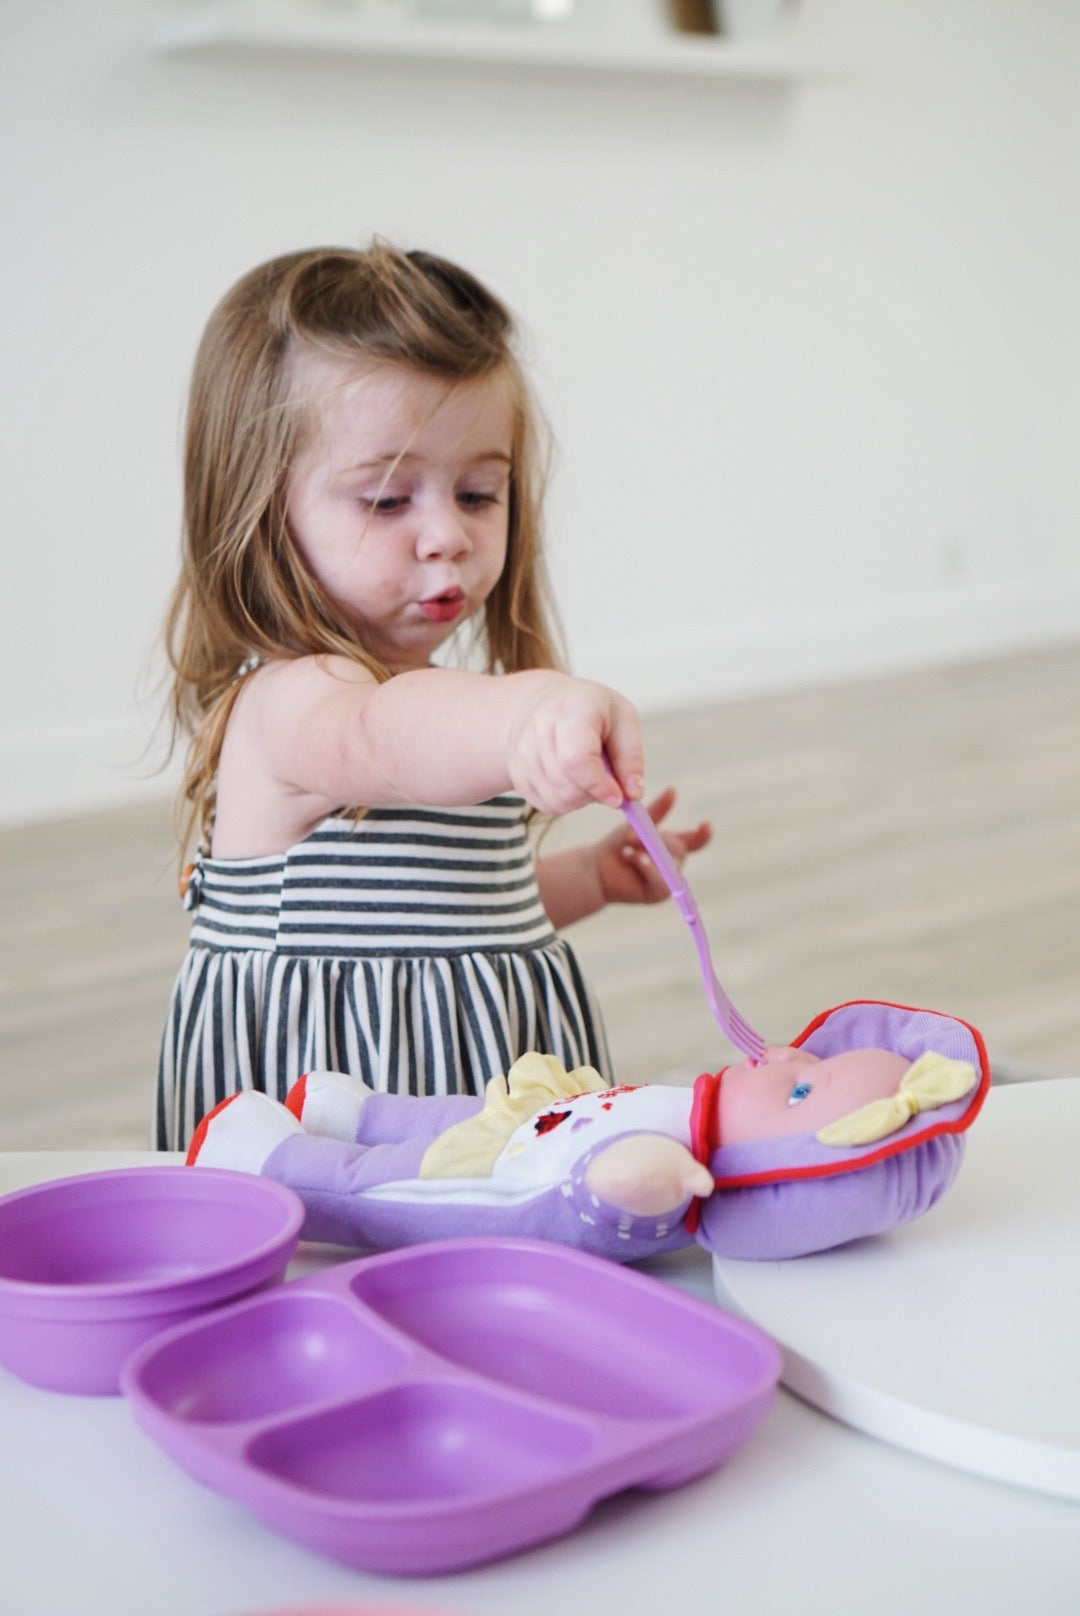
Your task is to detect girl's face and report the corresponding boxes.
[285,355,513,672]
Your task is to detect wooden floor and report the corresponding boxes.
[2,642,1078,1150]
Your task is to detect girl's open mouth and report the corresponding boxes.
[418,588,465,623]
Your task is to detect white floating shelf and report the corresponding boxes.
[149,2,830,84]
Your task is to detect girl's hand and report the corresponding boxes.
[506,675,645,815]
[594,788,712,906]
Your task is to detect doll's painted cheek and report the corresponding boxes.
[787,1081,813,1108]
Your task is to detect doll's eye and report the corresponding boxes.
[787,1080,812,1107]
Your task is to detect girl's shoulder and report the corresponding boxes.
[242,651,379,697]
[225,650,383,777]
[213,654,380,856]
[231,651,382,736]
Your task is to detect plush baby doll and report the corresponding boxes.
[188,1000,989,1262]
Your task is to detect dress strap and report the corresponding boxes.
[179,850,206,909]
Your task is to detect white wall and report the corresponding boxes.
[2,0,1079,824]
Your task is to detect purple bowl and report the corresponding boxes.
[0,1167,304,1395]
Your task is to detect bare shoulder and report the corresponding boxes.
[247,652,377,704]
[227,654,377,756]
[213,655,378,855]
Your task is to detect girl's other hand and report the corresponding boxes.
[595,788,712,906]
[507,675,645,815]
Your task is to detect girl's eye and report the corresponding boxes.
[787,1081,812,1108]
[457,490,500,509]
[364,495,409,513]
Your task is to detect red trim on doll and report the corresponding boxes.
[185,1093,241,1166]
[711,1000,992,1191]
[684,1069,723,1233]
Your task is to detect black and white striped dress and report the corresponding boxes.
[155,795,611,1150]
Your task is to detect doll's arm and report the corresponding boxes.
[583,1133,714,1216]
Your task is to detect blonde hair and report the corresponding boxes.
[815,1052,977,1148]
[164,242,564,855]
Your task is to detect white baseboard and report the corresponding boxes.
[573,577,1080,715]
[0,717,181,828]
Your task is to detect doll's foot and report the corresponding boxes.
[186,1091,301,1172]
[286,1070,374,1141]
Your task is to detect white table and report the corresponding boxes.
[714,1077,1080,1501]
[1,1089,1078,1616]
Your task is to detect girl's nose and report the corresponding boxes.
[416,501,471,560]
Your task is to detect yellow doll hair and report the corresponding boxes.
[815,1052,978,1148]
[419,1053,608,1180]
[163,241,565,860]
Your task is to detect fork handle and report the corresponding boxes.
[602,755,697,917]
[603,753,764,1058]
[619,799,694,912]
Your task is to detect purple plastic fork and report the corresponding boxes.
[604,755,766,1062]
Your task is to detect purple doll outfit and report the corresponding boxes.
[265,1080,703,1262]
[245,1001,989,1262]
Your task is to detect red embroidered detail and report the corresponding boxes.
[533,1109,571,1136]
[595,1086,637,1106]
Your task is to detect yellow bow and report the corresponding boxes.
[419,1053,608,1180]
[816,1051,978,1148]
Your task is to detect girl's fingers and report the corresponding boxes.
[644,787,676,826]
[678,820,712,854]
[643,822,712,874]
[603,705,645,801]
[633,816,711,859]
[556,723,624,809]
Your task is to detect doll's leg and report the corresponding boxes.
[286,1070,374,1142]
[288,1070,484,1149]
[187,1092,302,1173]
[188,1090,433,1188]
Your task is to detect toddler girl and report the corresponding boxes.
[157,243,710,1150]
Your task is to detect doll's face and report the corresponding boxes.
[718,1046,912,1144]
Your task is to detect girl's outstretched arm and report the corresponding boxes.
[213,655,645,855]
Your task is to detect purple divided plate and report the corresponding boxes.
[0,1167,304,1395]
[122,1238,781,1574]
